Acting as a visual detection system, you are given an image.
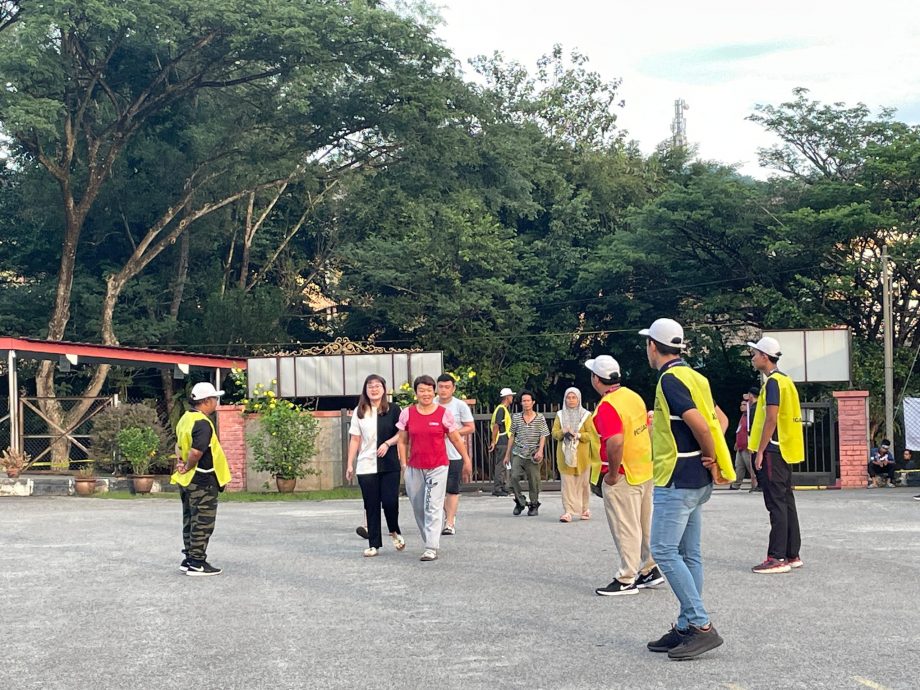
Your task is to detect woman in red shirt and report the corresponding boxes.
[397,375,472,561]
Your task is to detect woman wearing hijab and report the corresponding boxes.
[552,387,597,522]
[345,374,405,557]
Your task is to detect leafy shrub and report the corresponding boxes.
[90,403,172,473]
[116,427,160,476]
[249,397,319,481]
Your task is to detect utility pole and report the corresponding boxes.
[882,244,894,444]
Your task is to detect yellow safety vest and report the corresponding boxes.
[748,371,805,464]
[652,364,735,487]
[171,410,232,487]
[591,386,653,485]
[491,404,512,437]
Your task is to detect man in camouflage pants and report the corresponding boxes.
[172,382,233,577]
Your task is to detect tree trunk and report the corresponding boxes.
[160,232,191,417]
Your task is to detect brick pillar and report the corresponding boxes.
[833,391,870,489]
[216,404,246,492]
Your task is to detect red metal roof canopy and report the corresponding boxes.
[0,336,247,370]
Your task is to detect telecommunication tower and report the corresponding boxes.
[671,98,689,148]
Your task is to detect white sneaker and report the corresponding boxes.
[420,549,438,561]
[441,524,455,536]
[363,547,378,558]
[391,533,406,551]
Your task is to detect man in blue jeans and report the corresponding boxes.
[639,318,734,660]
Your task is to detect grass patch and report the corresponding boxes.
[94,487,362,502]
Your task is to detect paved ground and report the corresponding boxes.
[2,487,919,689]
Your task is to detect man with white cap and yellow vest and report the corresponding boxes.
[172,382,233,576]
[641,318,734,660]
[488,387,515,496]
[747,335,805,574]
[586,354,664,597]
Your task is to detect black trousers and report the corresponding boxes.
[358,470,401,549]
[761,451,801,561]
[868,463,896,481]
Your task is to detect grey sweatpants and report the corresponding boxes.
[404,465,448,551]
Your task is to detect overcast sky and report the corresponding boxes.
[435,0,920,177]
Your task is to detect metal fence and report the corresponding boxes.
[791,401,838,486]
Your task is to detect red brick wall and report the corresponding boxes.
[833,391,869,489]
[216,405,246,491]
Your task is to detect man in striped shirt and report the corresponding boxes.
[503,390,550,516]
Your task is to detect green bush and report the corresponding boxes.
[116,427,160,476]
[90,403,172,473]
[249,398,319,481]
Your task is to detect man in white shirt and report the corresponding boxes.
[437,373,475,535]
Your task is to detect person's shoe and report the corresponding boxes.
[595,580,638,597]
[363,547,378,557]
[513,501,526,516]
[527,502,540,516]
[580,509,591,520]
[728,485,739,490]
[391,533,406,551]
[179,558,190,572]
[647,625,689,652]
[441,524,455,536]
[752,486,763,492]
[492,489,510,496]
[636,566,665,589]
[751,557,791,574]
[559,513,573,523]
[356,525,369,539]
[787,556,804,569]
[667,624,723,660]
[186,561,222,577]
[419,549,438,561]
[913,494,920,501]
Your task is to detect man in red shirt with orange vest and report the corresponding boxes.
[586,355,664,596]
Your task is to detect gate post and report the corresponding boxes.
[833,390,870,489]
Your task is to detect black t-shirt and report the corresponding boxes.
[659,360,711,489]
[191,419,214,472]
[764,376,781,450]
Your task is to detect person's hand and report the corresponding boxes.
[175,460,187,474]
[462,461,472,483]
[754,455,763,471]
[603,471,618,486]
[376,443,389,458]
[345,466,354,481]
[488,442,495,452]
[533,450,543,463]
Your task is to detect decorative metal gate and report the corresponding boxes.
[18,396,115,468]
[791,401,838,487]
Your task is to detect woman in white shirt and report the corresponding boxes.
[346,375,406,557]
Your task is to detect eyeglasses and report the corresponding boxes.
[366,383,384,390]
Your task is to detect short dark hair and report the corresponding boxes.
[648,338,682,357]
[594,372,621,386]
[881,439,892,447]
[748,386,761,397]
[436,373,455,385]
[413,375,436,392]
[191,397,212,409]
[766,354,779,364]
[518,389,535,403]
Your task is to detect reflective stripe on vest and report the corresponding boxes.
[171,410,232,487]
[593,386,653,485]
[747,371,805,464]
[651,365,735,487]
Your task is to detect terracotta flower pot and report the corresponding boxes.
[74,477,97,496]
[276,477,296,493]
[5,469,21,479]
[132,475,155,494]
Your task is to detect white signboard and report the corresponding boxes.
[762,329,851,383]
[247,351,444,398]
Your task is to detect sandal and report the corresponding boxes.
[580,509,591,520]
[420,549,438,561]
[363,547,378,557]
[559,513,572,523]
[391,533,406,551]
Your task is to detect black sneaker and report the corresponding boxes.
[513,501,526,516]
[913,494,920,501]
[667,624,723,660]
[595,580,638,597]
[647,625,688,652]
[526,502,540,516]
[636,567,665,589]
[186,561,222,577]
[356,525,369,539]
[179,558,190,572]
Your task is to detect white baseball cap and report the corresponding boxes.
[585,355,621,379]
[190,382,225,401]
[639,318,686,350]
[747,336,782,358]
[499,387,515,397]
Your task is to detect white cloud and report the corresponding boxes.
[436,0,920,177]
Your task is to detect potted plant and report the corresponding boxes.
[1,447,30,479]
[248,396,319,492]
[116,426,160,494]
[74,463,97,496]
